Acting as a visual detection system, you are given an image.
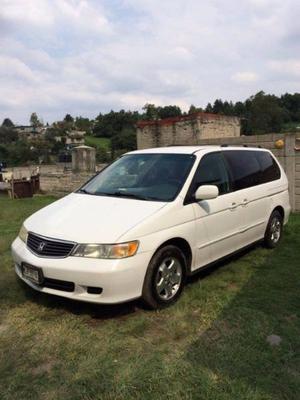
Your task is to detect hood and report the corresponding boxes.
[25,193,166,243]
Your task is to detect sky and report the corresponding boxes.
[0,0,299,124]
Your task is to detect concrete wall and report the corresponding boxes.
[295,137,300,212]
[7,163,106,197]
[40,163,106,196]
[191,132,299,212]
[6,133,300,211]
[137,113,240,150]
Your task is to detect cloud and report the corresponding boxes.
[269,59,300,77]
[0,0,299,123]
[232,72,259,83]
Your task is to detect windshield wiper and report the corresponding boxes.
[96,191,158,201]
[77,188,93,195]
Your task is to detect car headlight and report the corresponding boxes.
[18,224,28,243]
[71,241,139,259]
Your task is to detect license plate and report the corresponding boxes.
[21,263,43,285]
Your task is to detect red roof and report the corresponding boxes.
[136,112,238,128]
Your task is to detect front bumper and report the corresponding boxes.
[12,237,152,304]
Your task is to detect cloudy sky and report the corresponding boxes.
[0,0,299,124]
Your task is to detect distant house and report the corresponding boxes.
[15,125,46,140]
[54,130,86,147]
[66,130,86,146]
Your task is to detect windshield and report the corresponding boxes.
[79,153,195,202]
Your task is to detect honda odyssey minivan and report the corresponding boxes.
[12,146,291,309]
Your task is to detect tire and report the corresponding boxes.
[264,210,283,249]
[142,245,186,309]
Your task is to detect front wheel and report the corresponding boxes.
[264,210,283,248]
[142,245,186,309]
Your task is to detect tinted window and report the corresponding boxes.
[190,152,230,196]
[223,150,261,190]
[255,151,281,183]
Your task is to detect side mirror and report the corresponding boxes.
[195,185,219,201]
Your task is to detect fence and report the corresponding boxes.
[4,133,300,211]
[193,132,300,212]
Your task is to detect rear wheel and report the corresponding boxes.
[142,245,186,309]
[264,210,283,248]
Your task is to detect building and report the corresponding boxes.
[65,130,86,146]
[136,112,241,149]
[15,125,46,140]
[54,130,86,147]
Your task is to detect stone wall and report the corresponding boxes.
[40,163,106,196]
[137,113,240,149]
[7,163,106,197]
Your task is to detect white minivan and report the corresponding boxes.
[12,146,291,309]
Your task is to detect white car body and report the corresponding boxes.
[12,146,291,304]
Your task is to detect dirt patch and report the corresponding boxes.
[31,360,55,376]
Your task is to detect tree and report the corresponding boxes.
[111,128,136,156]
[205,103,213,113]
[64,114,74,123]
[158,105,182,119]
[142,104,159,120]
[188,105,203,114]
[280,93,300,122]
[142,104,182,120]
[2,118,14,128]
[30,112,42,128]
[75,116,92,133]
[0,126,18,144]
[243,92,285,134]
[93,110,139,138]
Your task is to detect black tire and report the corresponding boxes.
[264,210,283,249]
[142,245,187,309]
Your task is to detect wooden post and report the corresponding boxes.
[285,133,296,212]
[11,172,14,199]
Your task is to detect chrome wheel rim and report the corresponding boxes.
[155,257,182,301]
[270,217,281,243]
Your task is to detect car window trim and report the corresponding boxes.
[183,151,233,205]
[222,149,281,192]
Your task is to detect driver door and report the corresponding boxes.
[189,152,244,269]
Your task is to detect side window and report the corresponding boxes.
[191,152,230,196]
[255,151,281,183]
[223,150,261,190]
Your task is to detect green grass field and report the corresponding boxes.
[1,196,300,400]
[282,121,300,132]
[85,135,111,150]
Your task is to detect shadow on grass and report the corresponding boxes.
[18,279,141,320]
[182,224,300,399]
[17,244,261,322]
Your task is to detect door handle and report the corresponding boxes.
[229,202,238,211]
[241,198,249,206]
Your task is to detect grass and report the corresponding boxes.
[0,195,300,399]
[84,135,111,150]
[282,121,300,132]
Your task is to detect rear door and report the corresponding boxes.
[187,151,244,269]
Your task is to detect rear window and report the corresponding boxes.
[223,150,261,190]
[255,151,281,183]
[223,150,281,190]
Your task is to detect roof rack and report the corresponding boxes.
[220,144,228,147]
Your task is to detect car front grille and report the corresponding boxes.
[27,232,76,258]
